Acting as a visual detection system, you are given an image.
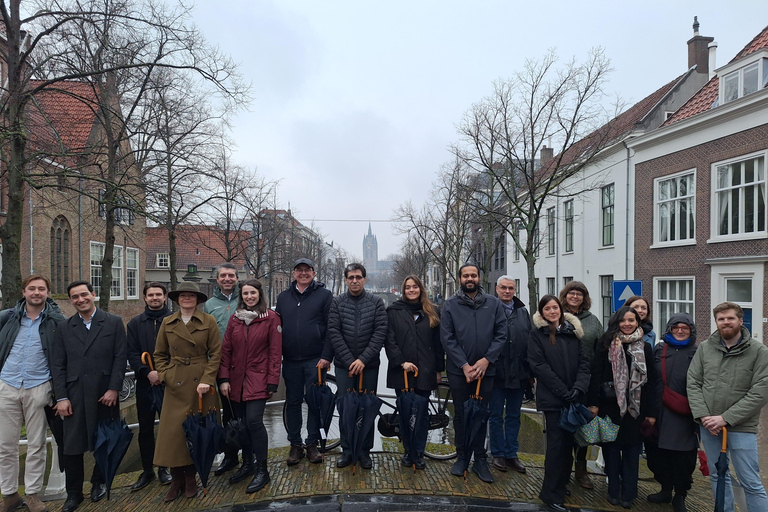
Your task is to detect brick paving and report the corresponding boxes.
[41,446,717,512]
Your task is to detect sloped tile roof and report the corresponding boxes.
[146,225,249,272]
[664,24,768,126]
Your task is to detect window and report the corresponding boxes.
[601,184,614,246]
[111,247,123,299]
[50,216,71,294]
[655,278,695,330]
[90,242,123,299]
[547,207,555,255]
[533,223,540,257]
[126,248,139,299]
[726,278,753,335]
[90,243,104,297]
[513,225,521,261]
[564,200,574,253]
[547,277,555,295]
[712,153,766,240]
[563,276,573,287]
[515,279,521,295]
[494,235,505,270]
[600,275,613,327]
[98,190,135,226]
[654,171,695,245]
[156,253,170,268]
[721,58,768,104]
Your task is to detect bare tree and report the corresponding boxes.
[392,233,432,287]
[453,48,618,308]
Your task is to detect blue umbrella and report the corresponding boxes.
[93,416,134,499]
[558,402,593,433]
[461,378,490,479]
[306,367,336,456]
[182,390,224,495]
[714,427,729,512]
[141,352,164,415]
[397,370,430,472]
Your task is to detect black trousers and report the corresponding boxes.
[540,410,574,505]
[647,444,697,492]
[448,376,493,461]
[63,453,103,496]
[135,382,158,472]
[245,399,268,460]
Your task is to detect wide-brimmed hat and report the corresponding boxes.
[168,281,208,304]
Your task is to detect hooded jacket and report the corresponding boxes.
[440,287,507,378]
[327,290,387,370]
[687,325,768,434]
[494,296,532,389]
[528,311,589,412]
[0,298,66,374]
[204,282,241,338]
[275,280,334,362]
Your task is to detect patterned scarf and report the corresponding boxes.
[609,327,646,418]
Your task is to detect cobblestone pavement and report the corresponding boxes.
[41,447,716,512]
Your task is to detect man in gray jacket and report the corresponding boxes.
[687,302,768,512]
[441,263,507,483]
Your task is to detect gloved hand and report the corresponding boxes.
[564,388,582,403]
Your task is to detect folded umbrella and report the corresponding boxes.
[461,378,490,480]
[396,370,430,472]
[93,416,134,500]
[558,402,593,433]
[336,373,382,475]
[714,427,729,512]
[182,389,223,495]
[306,367,337,456]
[223,399,249,452]
[141,352,165,415]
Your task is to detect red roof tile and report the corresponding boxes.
[729,24,768,63]
[146,225,250,272]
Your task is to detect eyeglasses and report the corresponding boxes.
[346,275,364,281]
[672,325,691,332]
[294,269,313,274]
[567,290,584,297]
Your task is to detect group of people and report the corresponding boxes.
[0,264,766,512]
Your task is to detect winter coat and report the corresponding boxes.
[654,339,698,451]
[327,290,387,370]
[385,300,445,391]
[687,326,768,434]
[575,310,603,363]
[127,306,173,387]
[0,298,66,374]
[527,312,589,412]
[219,310,282,402]
[642,321,657,347]
[440,289,507,378]
[494,297,532,389]
[51,308,127,454]
[275,280,333,362]
[587,336,657,446]
[153,309,221,467]
[204,283,241,338]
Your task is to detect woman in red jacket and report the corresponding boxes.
[219,279,282,494]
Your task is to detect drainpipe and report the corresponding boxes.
[29,194,34,273]
[623,139,631,279]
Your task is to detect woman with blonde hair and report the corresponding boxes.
[385,275,444,469]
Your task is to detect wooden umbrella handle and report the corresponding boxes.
[358,372,364,392]
[318,366,323,385]
[198,387,215,413]
[141,352,155,371]
[475,377,483,397]
[721,426,728,453]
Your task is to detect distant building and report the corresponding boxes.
[362,223,379,271]
[361,224,395,291]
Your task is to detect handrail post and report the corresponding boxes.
[43,436,66,501]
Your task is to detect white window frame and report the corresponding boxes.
[601,184,615,247]
[563,200,574,253]
[654,276,695,330]
[90,242,124,299]
[652,169,696,248]
[126,247,139,299]
[546,277,555,295]
[708,150,767,243]
[156,253,170,268]
[718,52,768,105]
[708,259,765,340]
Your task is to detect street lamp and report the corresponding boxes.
[182,263,201,282]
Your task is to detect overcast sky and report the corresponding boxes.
[190,1,768,262]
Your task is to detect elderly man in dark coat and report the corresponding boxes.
[52,281,127,512]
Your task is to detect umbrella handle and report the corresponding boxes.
[141,352,155,371]
[470,377,483,399]
[721,427,728,453]
[358,372,364,392]
[198,387,215,413]
[318,366,323,385]
[402,368,419,391]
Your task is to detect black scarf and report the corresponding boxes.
[145,306,169,319]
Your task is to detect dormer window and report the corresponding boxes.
[718,52,768,105]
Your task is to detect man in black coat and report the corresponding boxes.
[275,258,334,465]
[328,263,387,470]
[440,264,507,483]
[489,276,532,474]
[126,282,173,491]
[51,281,126,512]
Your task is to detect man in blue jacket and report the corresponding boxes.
[441,263,507,483]
[275,258,333,465]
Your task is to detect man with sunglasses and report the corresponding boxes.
[327,263,387,470]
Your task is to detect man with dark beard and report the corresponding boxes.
[440,263,507,483]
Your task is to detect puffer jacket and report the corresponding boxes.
[494,297,532,389]
[275,280,334,362]
[204,283,241,338]
[219,310,282,402]
[0,298,65,373]
[327,290,387,370]
[527,312,589,412]
[687,326,768,434]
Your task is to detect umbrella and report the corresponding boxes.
[44,405,65,472]
[336,373,382,475]
[558,402,593,433]
[223,399,249,452]
[141,352,165,415]
[397,370,430,472]
[182,389,224,495]
[575,415,621,446]
[306,367,337,457]
[93,416,134,499]
[461,378,491,480]
[714,427,729,512]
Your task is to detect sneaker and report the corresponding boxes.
[472,458,494,483]
[23,494,47,512]
[287,445,305,466]
[450,458,466,477]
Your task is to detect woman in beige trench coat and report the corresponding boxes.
[153,282,222,501]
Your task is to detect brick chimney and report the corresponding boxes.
[540,145,553,163]
[688,16,714,74]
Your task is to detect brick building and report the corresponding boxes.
[630,25,768,339]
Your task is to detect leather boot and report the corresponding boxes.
[574,460,594,489]
[183,465,198,498]
[245,460,270,494]
[163,467,186,502]
[647,484,673,503]
[672,491,687,512]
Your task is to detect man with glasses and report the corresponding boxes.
[327,263,387,470]
[688,302,768,512]
[275,258,334,465]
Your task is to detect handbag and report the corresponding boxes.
[598,415,620,443]
[662,344,692,416]
[600,381,616,400]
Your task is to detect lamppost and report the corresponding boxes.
[182,263,201,282]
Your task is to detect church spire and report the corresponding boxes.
[368,222,373,236]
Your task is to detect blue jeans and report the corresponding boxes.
[700,426,768,512]
[335,366,379,456]
[283,359,325,446]
[488,387,524,458]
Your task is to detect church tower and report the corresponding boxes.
[362,223,378,271]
